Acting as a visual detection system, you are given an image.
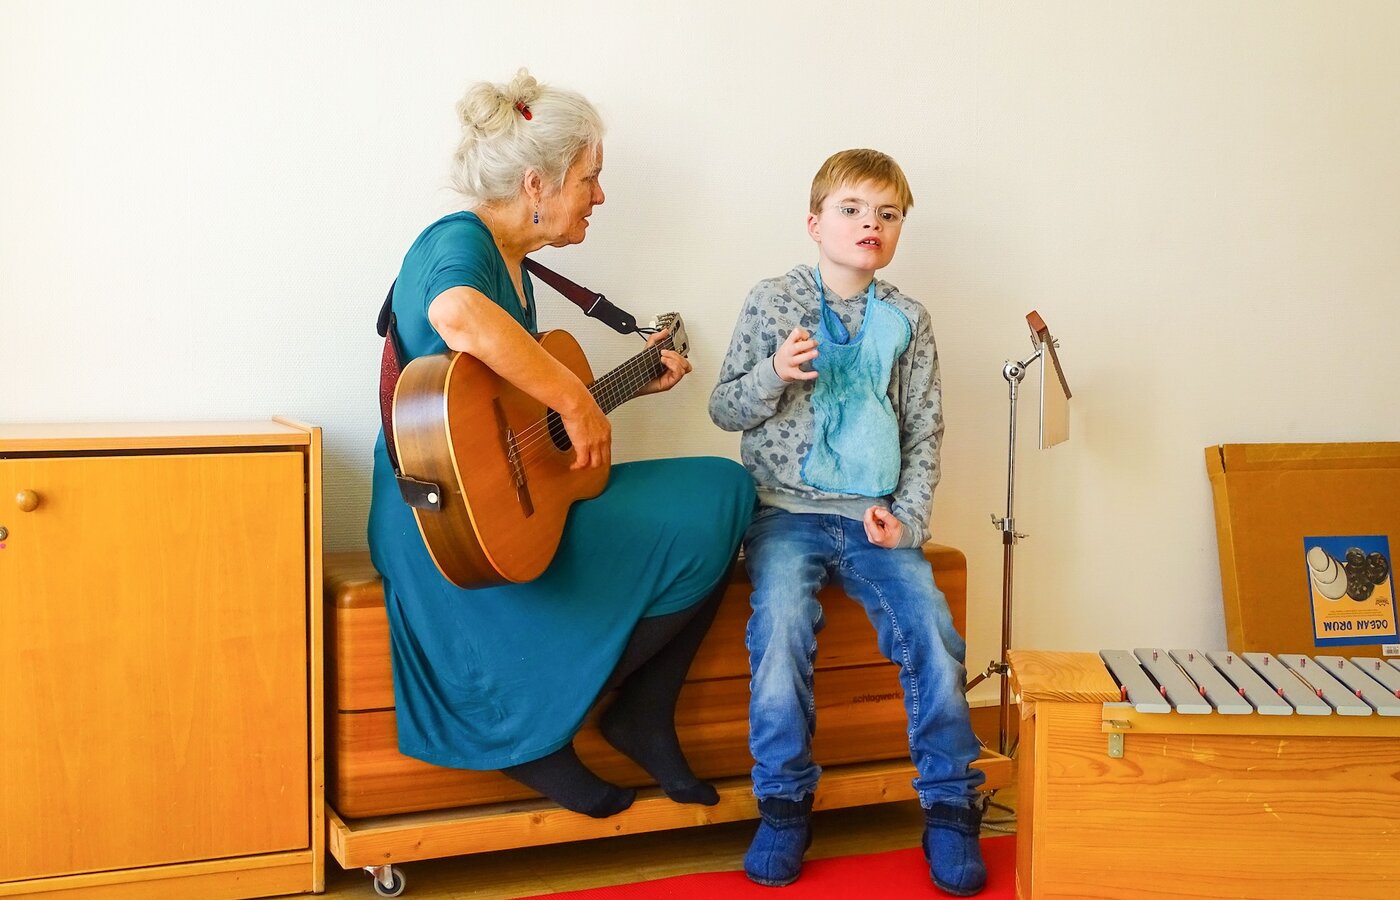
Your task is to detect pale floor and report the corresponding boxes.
[318,784,1018,899]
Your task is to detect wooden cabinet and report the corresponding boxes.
[0,421,323,899]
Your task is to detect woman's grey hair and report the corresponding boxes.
[450,68,604,205]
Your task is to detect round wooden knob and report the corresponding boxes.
[16,490,39,512]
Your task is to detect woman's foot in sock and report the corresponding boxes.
[585,785,638,818]
[665,780,720,805]
[501,744,637,818]
[600,699,718,806]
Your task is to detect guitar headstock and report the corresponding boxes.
[652,313,689,358]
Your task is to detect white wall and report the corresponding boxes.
[5,1,1399,703]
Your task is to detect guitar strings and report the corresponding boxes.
[507,339,670,464]
[507,347,665,467]
[504,335,671,455]
[506,360,652,463]
[503,334,677,467]
[497,335,672,453]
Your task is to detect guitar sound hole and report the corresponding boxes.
[545,410,572,452]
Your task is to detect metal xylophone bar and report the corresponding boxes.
[1205,650,1293,715]
[1274,654,1374,715]
[1134,648,1210,713]
[1355,655,1400,696]
[1242,653,1333,715]
[1170,649,1252,714]
[1315,656,1400,715]
[1099,649,1400,716]
[1099,649,1170,712]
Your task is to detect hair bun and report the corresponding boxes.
[456,68,542,135]
[503,68,542,110]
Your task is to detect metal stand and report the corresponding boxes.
[965,346,1042,758]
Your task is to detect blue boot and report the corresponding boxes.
[743,796,814,887]
[922,801,986,896]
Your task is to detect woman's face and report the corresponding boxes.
[543,145,605,247]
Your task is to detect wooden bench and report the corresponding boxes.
[323,545,1010,885]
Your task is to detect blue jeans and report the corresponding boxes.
[743,509,985,807]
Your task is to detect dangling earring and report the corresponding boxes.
[533,207,540,225]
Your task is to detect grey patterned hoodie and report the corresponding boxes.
[709,264,943,548]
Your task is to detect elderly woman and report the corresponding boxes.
[367,70,754,818]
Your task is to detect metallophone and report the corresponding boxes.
[1007,648,1400,900]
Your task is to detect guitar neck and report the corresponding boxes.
[588,336,675,415]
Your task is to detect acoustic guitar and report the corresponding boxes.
[391,313,689,588]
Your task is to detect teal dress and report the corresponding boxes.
[368,212,755,770]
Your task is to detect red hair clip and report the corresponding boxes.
[514,101,533,121]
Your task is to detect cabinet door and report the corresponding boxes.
[0,451,309,882]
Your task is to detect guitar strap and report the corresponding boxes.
[376,259,642,508]
[520,258,639,336]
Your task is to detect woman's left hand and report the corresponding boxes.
[863,506,904,549]
[638,329,692,395]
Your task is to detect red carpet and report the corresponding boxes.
[522,836,1015,899]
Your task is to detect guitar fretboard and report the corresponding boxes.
[588,334,677,415]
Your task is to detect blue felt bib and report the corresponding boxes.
[800,269,911,497]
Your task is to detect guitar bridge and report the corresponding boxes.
[494,398,534,517]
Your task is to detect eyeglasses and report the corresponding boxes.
[830,200,905,224]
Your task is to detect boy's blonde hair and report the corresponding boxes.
[809,149,914,215]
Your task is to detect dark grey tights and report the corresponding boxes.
[501,572,729,817]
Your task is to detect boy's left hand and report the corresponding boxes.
[863,506,903,548]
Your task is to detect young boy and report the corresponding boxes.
[709,149,986,896]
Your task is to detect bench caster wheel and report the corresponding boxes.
[366,864,406,897]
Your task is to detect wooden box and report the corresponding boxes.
[325,544,973,818]
[1206,442,1400,657]
[1009,649,1400,900]
[322,545,1011,873]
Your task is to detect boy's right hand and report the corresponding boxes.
[773,327,819,382]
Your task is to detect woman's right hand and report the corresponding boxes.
[559,393,612,470]
[429,287,614,471]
